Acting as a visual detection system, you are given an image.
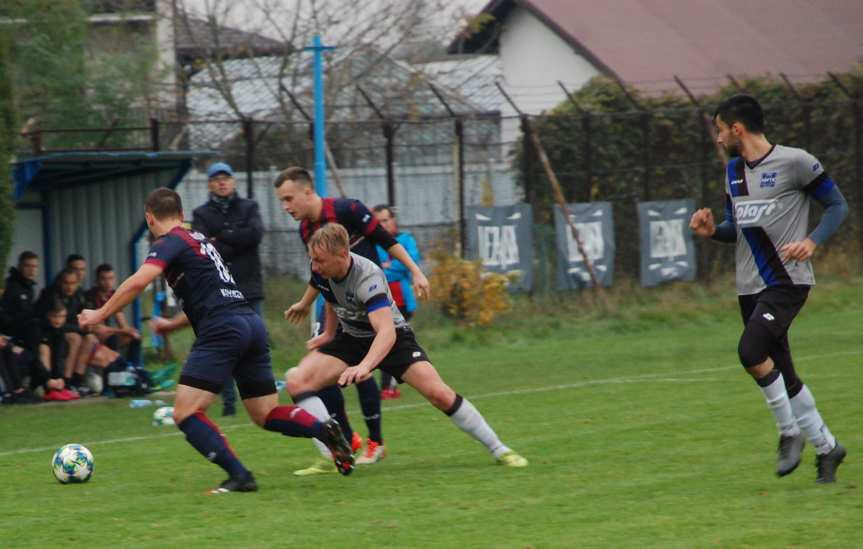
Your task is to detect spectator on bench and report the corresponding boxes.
[37,301,79,401]
[37,266,98,396]
[85,263,141,365]
[0,251,42,354]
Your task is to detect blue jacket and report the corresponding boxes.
[376,232,421,314]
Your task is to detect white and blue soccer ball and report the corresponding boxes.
[152,406,174,426]
[51,444,94,484]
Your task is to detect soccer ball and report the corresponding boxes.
[51,444,94,484]
[152,406,174,426]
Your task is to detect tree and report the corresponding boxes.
[0,25,16,272]
[4,0,162,152]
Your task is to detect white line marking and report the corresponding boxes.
[1,349,859,458]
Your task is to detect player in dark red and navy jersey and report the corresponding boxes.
[274,166,430,474]
[78,188,354,493]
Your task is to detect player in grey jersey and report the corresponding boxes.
[284,223,528,468]
[690,95,848,483]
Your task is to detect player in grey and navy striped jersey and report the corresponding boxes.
[284,223,528,469]
[690,95,847,483]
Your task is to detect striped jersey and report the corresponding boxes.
[724,144,834,295]
[310,252,407,338]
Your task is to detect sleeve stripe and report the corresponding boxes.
[144,257,168,268]
[365,293,391,313]
[803,172,833,198]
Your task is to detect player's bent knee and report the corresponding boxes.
[738,323,772,368]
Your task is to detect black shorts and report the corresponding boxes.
[738,285,810,338]
[317,328,430,383]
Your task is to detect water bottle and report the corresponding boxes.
[129,399,153,408]
[154,400,167,407]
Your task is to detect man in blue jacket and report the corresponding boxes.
[373,205,421,399]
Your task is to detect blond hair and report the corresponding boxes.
[308,223,349,255]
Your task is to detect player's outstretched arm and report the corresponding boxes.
[150,312,189,335]
[286,284,320,323]
[306,302,337,350]
[338,308,395,387]
[386,243,429,300]
[78,263,163,329]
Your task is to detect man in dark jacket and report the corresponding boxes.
[192,162,264,416]
[0,251,41,351]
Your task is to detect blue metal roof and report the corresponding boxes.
[13,150,215,200]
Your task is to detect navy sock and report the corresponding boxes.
[356,377,382,443]
[263,405,324,439]
[178,411,248,478]
[318,384,353,440]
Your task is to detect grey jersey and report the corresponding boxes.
[310,252,407,337]
[725,144,832,295]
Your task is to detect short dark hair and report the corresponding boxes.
[146,187,184,220]
[59,267,78,282]
[95,263,113,278]
[714,95,764,133]
[66,253,85,266]
[18,251,37,265]
[47,299,67,315]
[273,166,313,189]
[372,204,394,217]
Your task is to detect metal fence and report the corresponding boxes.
[21,94,862,290]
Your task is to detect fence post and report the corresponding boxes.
[242,118,255,199]
[428,83,467,256]
[149,118,160,151]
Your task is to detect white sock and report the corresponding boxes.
[448,396,510,458]
[758,371,800,437]
[790,385,836,455]
[296,395,332,458]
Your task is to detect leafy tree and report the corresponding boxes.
[0,26,16,271]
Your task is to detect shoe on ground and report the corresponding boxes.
[209,471,258,494]
[816,441,847,484]
[293,456,337,476]
[351,431,363,454]
[59,389,80,401]
[355,439,386,465]
[380,388,402,400]
[72,385,91,398]
[776,432,805,477]
[320,418,354,476]
[43,390,64,402]
[498,450,528,468]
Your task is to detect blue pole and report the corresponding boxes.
[312,34,327,197]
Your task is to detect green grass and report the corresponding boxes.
[1,276,862,547]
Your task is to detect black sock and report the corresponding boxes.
[178,411,248,478]
[356,377,382,443]
[317,384,353,440]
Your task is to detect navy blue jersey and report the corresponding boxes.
[145,226,249,328]
[299,198,397,264]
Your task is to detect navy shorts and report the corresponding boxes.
[180,313,276,399]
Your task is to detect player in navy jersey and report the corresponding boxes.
[275,166,429,474]
[690,95,848,483]
[78,188,354,493]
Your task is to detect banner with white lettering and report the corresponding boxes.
[466,204,533,291]
[553,202,614,289]
[637,199,696,287]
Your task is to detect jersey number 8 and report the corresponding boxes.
[200,241,236,284]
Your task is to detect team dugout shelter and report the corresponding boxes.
[11,151,214,330]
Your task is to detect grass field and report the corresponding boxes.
[1,275,861,548]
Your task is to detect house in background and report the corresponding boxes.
[449,0,863,142]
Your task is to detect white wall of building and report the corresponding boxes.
[497,6,601,144]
